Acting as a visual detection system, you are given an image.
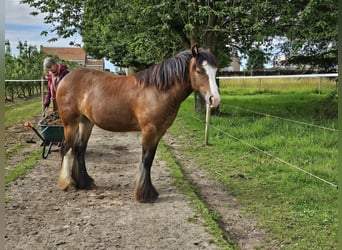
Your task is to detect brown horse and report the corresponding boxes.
[56,45,220,202]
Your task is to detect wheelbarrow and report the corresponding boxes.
[24,118,64,159]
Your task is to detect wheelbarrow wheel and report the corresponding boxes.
[42,142,53,159]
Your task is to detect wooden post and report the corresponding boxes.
[204,104,211,145]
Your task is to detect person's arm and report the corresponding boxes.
[57,65,69,83]
[43,75,51,110]
[60,66,69,78]
[54,65,69,89]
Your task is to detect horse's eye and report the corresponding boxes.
[196,69,204,75]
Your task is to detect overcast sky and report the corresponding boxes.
[5,0,116,71]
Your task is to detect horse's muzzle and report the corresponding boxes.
[209,95,220,108]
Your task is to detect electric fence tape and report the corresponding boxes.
[185,114,338,190]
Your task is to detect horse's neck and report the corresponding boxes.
[171,80,193,104]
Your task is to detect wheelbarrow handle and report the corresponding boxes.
[24,122,33,128]
[24,122,46,143]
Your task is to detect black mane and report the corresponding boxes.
[135,48,217,91]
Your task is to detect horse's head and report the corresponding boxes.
[189,45,220,108]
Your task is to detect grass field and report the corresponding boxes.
[5,97,42,128]
[166,81,338,249]
[5,97,42,185]
[219,77,337,95]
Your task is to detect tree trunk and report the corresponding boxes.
[194,91,206,113]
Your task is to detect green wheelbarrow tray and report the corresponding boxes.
[24,118,64,159]
[38,122,64,142]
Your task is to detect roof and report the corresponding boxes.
[86,59,104,65]
[41,46,104,70]
[42,47,86,61]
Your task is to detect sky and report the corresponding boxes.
[5,0,116,71]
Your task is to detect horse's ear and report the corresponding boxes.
[192,44,199,57]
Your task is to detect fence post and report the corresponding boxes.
[11,82,14,101]
[204,104,211,145]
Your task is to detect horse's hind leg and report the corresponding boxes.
[73,116,95,189]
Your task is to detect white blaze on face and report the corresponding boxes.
[202,61,220,108]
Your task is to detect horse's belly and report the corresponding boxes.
[84,103,140,132]
[91,114,140,132]
[97,122,140,132]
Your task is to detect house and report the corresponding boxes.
[41,46,104,71]
[220,56,241,74]
[227,56,241,71]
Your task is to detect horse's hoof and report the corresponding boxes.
[77,177,96,190]
[77,181,96,190]
[134,188,159,203]
[57,177,76,191]
[136,195,159,203]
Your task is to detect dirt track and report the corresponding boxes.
[5,124,222,249]
[5,117,274,249]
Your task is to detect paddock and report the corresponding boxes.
[5,73,338,249]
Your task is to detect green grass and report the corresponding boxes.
[5,149,41,187]
[158,142,238,249]
[5,96,42,158]
[221,91,337,128]
[166,90,337,249]
[5,143,27,160]
[219,77,337,95]
[5,97,42,128]
[5,97,42,186]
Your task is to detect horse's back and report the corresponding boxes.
[58,68,135,100]
[59,68,124,87]
[57,68,142,131]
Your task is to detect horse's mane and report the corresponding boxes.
[135,48,217,91]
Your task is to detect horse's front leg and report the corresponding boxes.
[134,145,159,202]
[58,135,77,190]
[73,118,95,189]
[58,119,94,190]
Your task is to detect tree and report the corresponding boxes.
[80,0,182,71]
[5,40,44,80]
[21,0,282,112]
[21,0,338,112]
[246,48,266,73]
[21,0,85,45]
[271,0,338,69]
[5,40,82,80]
[80,0,236,71]
[21,0,283,69]
[21,0,338,69]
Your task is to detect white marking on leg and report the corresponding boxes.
[58,148,75,190]
[61,148,74,179]
[203,61,220,108]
